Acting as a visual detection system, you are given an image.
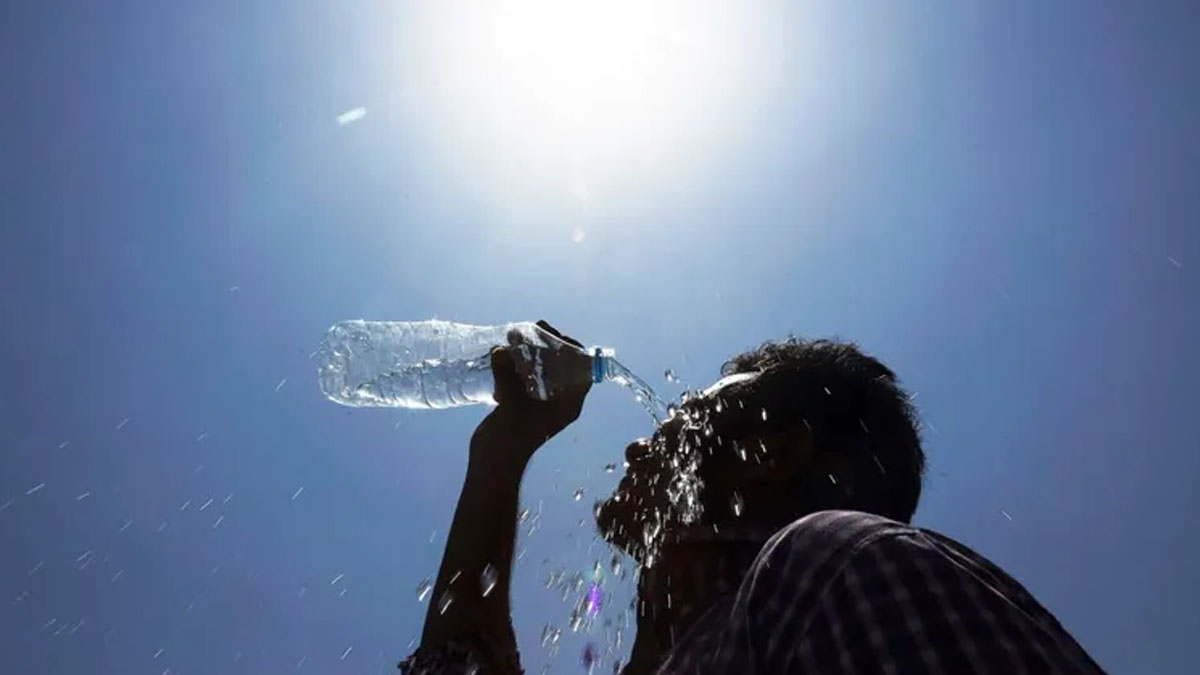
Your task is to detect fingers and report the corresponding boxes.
[489,347,523,406]
[536,319,585,350]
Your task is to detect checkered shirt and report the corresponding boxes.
[401,510,1105,674]
[654,510,1104,674]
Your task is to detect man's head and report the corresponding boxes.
[595,338,924,563]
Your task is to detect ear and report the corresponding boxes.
[740,425,813,483]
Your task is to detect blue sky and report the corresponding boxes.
[2,1,1198,673]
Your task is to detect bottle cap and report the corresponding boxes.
[591,346,615,383]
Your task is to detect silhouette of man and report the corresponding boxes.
[403,322,1104,674]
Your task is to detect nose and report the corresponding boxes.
[624,438,652,465]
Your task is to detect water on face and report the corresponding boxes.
[493,362,692,671]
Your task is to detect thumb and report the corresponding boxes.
[489,347,524,406]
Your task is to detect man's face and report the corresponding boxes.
[595,373,763,562]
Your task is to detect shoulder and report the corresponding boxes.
[740,511,1105,674]
[747,510,915,589]
[738,511,915,633]
[746,509,1037,624]
[753,509,1007,584]
[763,509,915,554]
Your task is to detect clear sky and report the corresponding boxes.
[2,1,1198,673]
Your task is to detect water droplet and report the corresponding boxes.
[541,624,561,647]
[610,556,622,576]
[604,463,616,473]
[573,488,585,501]
[518,508,530,523]
[714,398,723,413]
[586,582,602,616]
[480,564,498,597]
[761,408,769,421]
[415,579,432,603]
[582,642,598,671]
[664,369,679,383]
[437,590,454,615]
[730,491,744,517]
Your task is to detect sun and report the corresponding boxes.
[419,0,772,196]
[482,0,682,126]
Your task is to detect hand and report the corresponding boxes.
[472,321,593,465]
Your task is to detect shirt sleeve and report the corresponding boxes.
[739,511,1105,674]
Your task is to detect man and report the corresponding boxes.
[403,322,1104,674]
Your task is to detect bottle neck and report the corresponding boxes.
[591,347,615,384]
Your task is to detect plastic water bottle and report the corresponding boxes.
[316,320,615,409]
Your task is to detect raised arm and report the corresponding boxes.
[405,323,591,675]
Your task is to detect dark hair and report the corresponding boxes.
[722,338,924,523]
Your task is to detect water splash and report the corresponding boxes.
[585,582,602,617]
[605,358,670,423]
[540,624,562,648]
[437,590,454,615]
[480,564,498,597]
[582,642,598,672]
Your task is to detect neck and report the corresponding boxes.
[620,525,769,675]
[622,547,721,675]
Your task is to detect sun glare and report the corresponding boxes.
[422,0,774,196]
[484,0,686,126]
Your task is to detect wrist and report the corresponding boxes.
[469,410,547,470]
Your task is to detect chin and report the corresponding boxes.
[595,493,667,565]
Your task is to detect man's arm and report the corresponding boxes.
[416,411,542,671]
[415,325,591,674]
